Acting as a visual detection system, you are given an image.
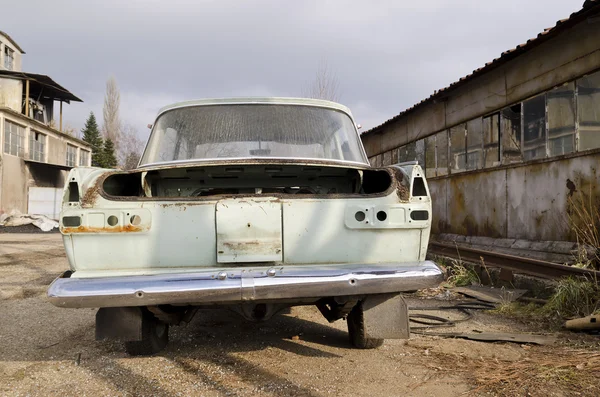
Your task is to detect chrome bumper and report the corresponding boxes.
[47,261,443,308]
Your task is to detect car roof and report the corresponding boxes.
[156,97,355,120]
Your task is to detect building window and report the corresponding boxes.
[522,94,547,161]
[382,150,392,166]
[450,124,466,173]
[80,149,90,166]
[4,46,14,70]
[577,69,600,151]
[29,131,46,162]
[3,120,25,157]
[547,82,576,156]
[483,113,500,167]
[66,144,77,167]
[501,104,522,164]
[436,130,449,176]
[466,118,483,170]
[391,148,398,164]
[425,135,436,178]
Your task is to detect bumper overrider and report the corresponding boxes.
[47,261,443,308]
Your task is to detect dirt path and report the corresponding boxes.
[0,234,598,396]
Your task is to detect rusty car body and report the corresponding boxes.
[47,98,442,355]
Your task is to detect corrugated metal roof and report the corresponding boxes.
[0,70,82,103]
[363,0,600,138]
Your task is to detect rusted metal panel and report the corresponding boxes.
[216,198,283,263]
[506,155,599,241]
[427,178,448,235]
[406,103,446,145]
[442,169,507,238]
[374,119,409,156]
[427,152,598,242]
[445,69,507,128]
[505,20,600,104]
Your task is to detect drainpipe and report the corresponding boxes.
[24,79,30,117]
[60,101,63,131]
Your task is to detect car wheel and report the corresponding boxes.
[125,311,169,356]
[347,301,384,349]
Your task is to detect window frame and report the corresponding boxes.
[29,131,46,162]
[66,144,78,167]
[3,120,25,157]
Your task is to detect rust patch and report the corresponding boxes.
[62,224,146,234]
[390,167,410,202]
[81,182,101,207]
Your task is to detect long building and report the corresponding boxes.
[0,30,91,219]
[360,1,600,247]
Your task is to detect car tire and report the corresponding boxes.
[347,301,384,349]
[125,311,169,356]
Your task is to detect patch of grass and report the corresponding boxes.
[567,185,599,269]
[446,259,480,287]
[542,277,600,318]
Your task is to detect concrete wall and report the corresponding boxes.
[0,109,91,215]
[0,78,22,113]
[0,33,24,72]
[0,152,28,214]
[430,153,599,242]
[363,17,600,156]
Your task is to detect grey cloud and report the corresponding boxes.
[1,0,584,133]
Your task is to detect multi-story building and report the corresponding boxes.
[361,1,600,248]
[0,30,91,218]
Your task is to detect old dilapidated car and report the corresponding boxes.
[47,98,442,355]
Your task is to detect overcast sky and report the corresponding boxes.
[2,0,586,140]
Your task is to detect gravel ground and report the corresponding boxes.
[1,234,598,396]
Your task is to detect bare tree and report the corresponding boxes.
[118,123,145,170]
[303,61,340,102]
[103,76,121,148]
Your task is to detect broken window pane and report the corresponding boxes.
[436,130,448,176]
[414,139,425,168]
[397,145,407,163]
[450,124,466,173]
[382,150,391,166]
[483,113,500,167]
[373,154,382,167]
[501,104,522,163]
[547,82,575,156]
[466,118,483,170]
[523,94,547,160]
[425,135,436,178]
[577,70,600,151]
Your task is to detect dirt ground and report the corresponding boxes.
[1,234,599,397]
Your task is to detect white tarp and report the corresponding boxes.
[0,210,59,232]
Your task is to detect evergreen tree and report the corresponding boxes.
[102,138,118,168]
[81,112,104,167]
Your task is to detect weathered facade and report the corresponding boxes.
[0,31,91,217]
[361,1,600,243]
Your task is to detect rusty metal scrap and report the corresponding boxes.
[429,241,600,280]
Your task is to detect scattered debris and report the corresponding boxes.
[453,285,527,304]
[417,331,557,345]
[566,314,600,331]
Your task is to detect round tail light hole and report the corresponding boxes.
[107,215,119,226]
[130,215,142,226]
[376,211,387,221]
[355,211,366,222]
